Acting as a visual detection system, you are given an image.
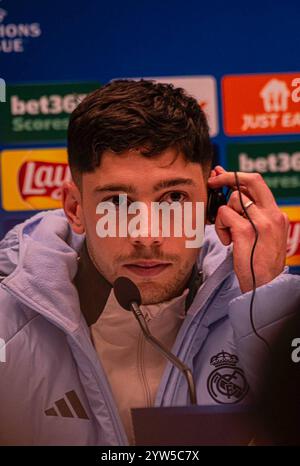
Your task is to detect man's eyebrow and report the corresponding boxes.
[93,178,196,194]
[93,184,136,194]
[153,178,196,191]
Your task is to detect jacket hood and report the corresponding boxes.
[0,209,230,331]
[0,210,83,279]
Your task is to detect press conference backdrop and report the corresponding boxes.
[0,0,299,273]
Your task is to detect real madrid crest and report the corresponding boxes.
[207,350,249,404]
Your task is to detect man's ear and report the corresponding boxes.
[62,181,85,234]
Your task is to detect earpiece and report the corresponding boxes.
[206,188,227,224]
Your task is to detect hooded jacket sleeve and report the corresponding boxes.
[228,269,300,395]
[0,223,22,281]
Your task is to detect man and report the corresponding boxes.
[0,80,299,445]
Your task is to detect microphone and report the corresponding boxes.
[113,276,198,405]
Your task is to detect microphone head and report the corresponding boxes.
[113,276,142,311]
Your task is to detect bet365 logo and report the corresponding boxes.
[0,78,6,102]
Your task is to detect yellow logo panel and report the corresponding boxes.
[280,206,300,266]
[0,148,70,211]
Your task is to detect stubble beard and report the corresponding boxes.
[134,264,192,304]
[85,235,193,305]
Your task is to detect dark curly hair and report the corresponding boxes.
[67,79,213,183]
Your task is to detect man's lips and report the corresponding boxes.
[123,261,172,277]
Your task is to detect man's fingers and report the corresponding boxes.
[227,191,258,218]
[214,205,247,245]
[214,223,231,246]
[208,171,276,208]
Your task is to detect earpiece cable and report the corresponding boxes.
[234,172,271,353]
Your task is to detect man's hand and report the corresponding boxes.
[207,166,289,293]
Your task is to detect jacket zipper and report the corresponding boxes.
[137,330,152,407]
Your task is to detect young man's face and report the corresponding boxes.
[66,148,208,304]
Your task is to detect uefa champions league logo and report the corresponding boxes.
[0,4,42,53]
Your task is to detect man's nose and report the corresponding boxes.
[127,201,165,248]
[130,234,164,248]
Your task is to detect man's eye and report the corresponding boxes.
[161,191,186,203]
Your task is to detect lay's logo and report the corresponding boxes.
[19,161,70,203]
[0,148,71,211]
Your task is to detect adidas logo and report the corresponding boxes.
[45,390,89,420]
